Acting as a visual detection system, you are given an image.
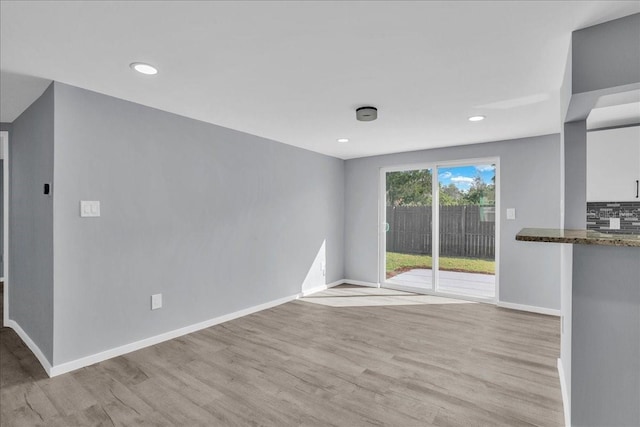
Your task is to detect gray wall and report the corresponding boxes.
[572,13,640,95]
[345,134,562,310]
[572,245,640,427]
[564,120,587,229]
[52,83,344,365]
[8,85,55,363]
[0,123,11,282]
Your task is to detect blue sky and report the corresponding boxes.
[438,164,495,191]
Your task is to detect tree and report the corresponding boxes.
[439,183,464,206]
[463,174,495,205]
[387,169,495,207]
[386,170,432,206]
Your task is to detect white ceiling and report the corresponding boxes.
[1,1,639,159]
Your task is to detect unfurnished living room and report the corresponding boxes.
[0,1,639,426]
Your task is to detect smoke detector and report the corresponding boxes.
[356,106,378,122]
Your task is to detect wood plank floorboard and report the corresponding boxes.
[0,284,564,426]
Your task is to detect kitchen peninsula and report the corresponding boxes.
[516,228,640,426]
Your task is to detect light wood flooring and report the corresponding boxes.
[0,284,564,426]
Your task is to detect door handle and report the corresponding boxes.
[636,180,639,198]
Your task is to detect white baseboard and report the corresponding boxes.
[301,279,344,297]
[11,282,559,379]
[558,358,571,427]
[497,301,561,317]
[343,279,380,288]
[49,292,301,377]
[5,319,53,376]
[326,279,344,289]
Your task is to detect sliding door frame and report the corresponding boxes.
[1,130,9,325]
[379,163,437,292]
[379,157,500,304]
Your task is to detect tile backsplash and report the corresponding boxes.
[586,202,640,235]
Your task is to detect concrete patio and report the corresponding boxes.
[387,268,495,299]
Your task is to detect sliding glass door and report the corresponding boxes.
[382,160,497,301]
[437,164,496,299]
[384,169,434,291]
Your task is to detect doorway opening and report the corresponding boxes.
[381,159,499,302]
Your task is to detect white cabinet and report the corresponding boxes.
[587,126,640,202]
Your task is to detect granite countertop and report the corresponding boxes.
[516,228,640,248]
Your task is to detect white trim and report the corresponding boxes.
[326,279,344,288]
[1,130,8,327]
[378,167,387,289]
[10,279,384,377]
[496,301,561,317]
[7,277,562,380]
[4,319,53,376]
[48,292,301,377]
[558,358,571,427]
[494,158,501,303]
[432,164,440,290]
[301,279,344,297]
[379,163,436,291]
[343,279,380,288]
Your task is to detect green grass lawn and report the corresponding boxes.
[386,252,495,277]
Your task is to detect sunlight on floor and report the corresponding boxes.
[300,286,476,307]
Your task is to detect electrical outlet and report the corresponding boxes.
[151,294,162,310]
[80,201,100,217]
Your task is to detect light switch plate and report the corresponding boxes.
[506,208,516,220]
[151,294,162,310]
[80,201,100,217]
[609,217,620,230]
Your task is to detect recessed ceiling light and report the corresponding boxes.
[337,138,349,143]
[468,115,485,122]
[130,62,158,75]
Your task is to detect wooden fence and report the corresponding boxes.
[386,205,495,259]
